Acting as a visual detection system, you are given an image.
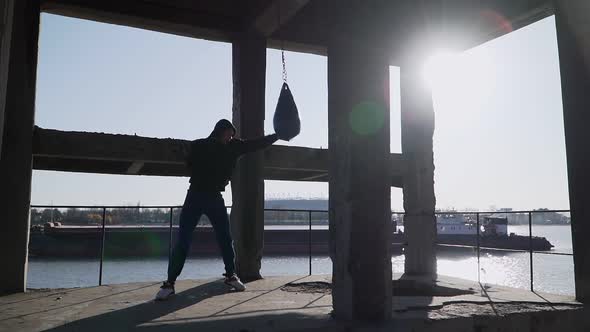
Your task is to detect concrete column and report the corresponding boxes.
[0,0,40,294]
[0,0,15,155]
[328,41,392,321]
[230,30,266,281]
[400,68,437,277]
[554,0,590,303]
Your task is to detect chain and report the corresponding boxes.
[278,0,287,83]
[281,49,288,83]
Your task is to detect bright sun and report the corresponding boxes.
[421,49,497,113]
[422,50,462,88]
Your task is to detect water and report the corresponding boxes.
[27,225,574,296]
[436,225,574,295]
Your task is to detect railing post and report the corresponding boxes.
[99,207,106,286]
[476,213,480,284]
[309,210,312,276]
[169,207,174,260]
[529,211,534,292]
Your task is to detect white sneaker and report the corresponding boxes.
[224,273,246,292]
[155,281,175,301]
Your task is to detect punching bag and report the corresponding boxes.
[273,82,300,141]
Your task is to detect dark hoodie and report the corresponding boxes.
[186,119,278,192]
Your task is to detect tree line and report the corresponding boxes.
[30,208,330,226]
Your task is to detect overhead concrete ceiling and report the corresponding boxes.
[41,0,553,65]
[273,0,553,63]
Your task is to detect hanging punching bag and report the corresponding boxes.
[273,82,300,141]
[272,1,300,142]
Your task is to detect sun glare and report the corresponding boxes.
[422,50,461,88]
[422,49,497,113]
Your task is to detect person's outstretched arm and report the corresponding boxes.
[232,134,278,156]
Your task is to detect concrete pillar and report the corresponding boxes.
[400,68,437,277]
[554,0,590,303]
[0,0,40,294]
[230,30,266,282]
[0,0,15,155]
[328,40,392,321]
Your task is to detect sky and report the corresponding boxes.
[31,13,569,211]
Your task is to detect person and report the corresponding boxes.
[156,119,279,300]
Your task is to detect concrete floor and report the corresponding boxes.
[0,274,587,332]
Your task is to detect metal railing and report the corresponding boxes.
[30,205,572,292]
[429,209,572,292]
[30,205,327,285]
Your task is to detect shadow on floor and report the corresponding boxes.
[44,281,230,332]
[1,284,158,323]
[42,276,331,332]
[394,275,475,297]
[135,311,335,332]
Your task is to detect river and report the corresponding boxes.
[27,225,574,296]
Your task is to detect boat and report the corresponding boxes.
[434,214,553,252]
[436,213,478,235]
[28,216,554,257]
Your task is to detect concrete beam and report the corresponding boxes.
[230,30,266,281]
[328,39,392,321]
[32,153,333,182]
[400,68,437,278]
[31,127,406,186]
[0,0,15,156]
[272,0,554,65]
[253,0,310,37]
[39,0,553,68]
[554,0,590,303]
[263,145,326,172]
[463,1,553,51]
[33,127,190,164]
[0,0,40,295]
[41,0,238,43]
[126,161,144,175]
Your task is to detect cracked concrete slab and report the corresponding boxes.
[0,274,587,332]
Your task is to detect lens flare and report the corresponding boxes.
[349,101,386,136]
[481,10,513,35]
